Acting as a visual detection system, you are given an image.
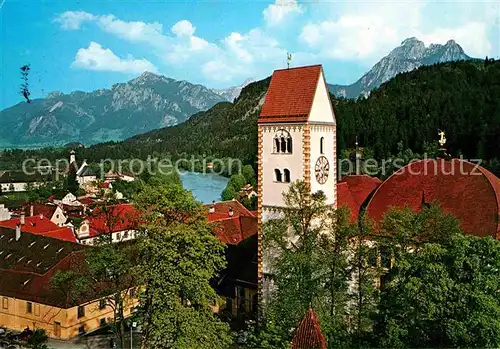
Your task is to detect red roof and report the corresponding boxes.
[24,204,58,219]
[0,215,76,242]
[79,197,95,205]
[205,200,257,245]
[337,175,381,221]
[87,203,139,237]
[366,159,500,238]
[291,309,327,349]
[259,65,322,123]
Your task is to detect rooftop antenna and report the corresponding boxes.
[287,52,292,69]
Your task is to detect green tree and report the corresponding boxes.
[135,180,231,349]
[263,181,328,333]
[242,164,256,187]
[374,205,500,348]
[221,184,236,201]
[27,329,49,349]
[64,165,79,194]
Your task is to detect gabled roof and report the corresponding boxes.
[205,200,257,245]
[291,309,327,349]
[337,175,382,221]
[86,203,140,237]
[24,203,59,219]
[259,65,322,123]
[366,158,500,238]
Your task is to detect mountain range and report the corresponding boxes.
[0,37,472,148]
[328,37,470,98]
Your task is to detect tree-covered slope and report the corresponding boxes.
[335,59,500,163]
[2,60,499,175]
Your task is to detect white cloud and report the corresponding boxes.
[263,0,303,26]
[420,22,491,57]
[97,15,167,47]
[54,11,96,30]
[299,1,496,63]
[171,20,196,37]
[71,42,158,73]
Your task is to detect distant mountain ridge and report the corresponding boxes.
[329,37,471,98]
[0,37,472,148]
[211,78,256,102]
[0,72,226,147]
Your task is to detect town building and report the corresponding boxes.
[0,171,52,193]
[76,203,139,245]
[205,200,258,318]
[23,203,67,227]
[0,227,137,339]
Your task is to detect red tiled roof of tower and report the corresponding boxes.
[87,203,140,237]
[259,65,322,123]
[291,309,327,349]
[366,159,500,238]
[337,175,382,221]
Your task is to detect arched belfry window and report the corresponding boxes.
[320,137,324,154]
[273,129,292,154]
[283,169,291,183]
[274,169,283,182]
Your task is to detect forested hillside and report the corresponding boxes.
[1,60,499,175]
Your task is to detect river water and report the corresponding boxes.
[180,171,229,203]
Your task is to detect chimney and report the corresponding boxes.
[15,223,21,241]
[228,207,234,217]
[209,206,215,214]
[30,205,34,217]
[39,213,44,220]
[20,212,25,225]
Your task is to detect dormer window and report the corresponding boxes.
[273,129,292,154]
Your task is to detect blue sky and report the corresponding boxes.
[1,0,499,109]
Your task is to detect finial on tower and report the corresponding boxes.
[287,52,292,69]
[438,130,446,147]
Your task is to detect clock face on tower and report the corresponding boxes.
[315,156,330,184]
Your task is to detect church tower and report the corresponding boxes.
[257,64,337,301]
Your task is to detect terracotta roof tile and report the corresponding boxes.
[87,203,140,237]
[366,159,500,238]
[337,175,381,221]
[259,65,322,123]
[204,200,257,245]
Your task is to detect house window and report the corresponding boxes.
[2,297,8,309]
[26,301,32,313]
[100,318,106,327]
[274,169,282,182]
[273,129,292,154]
[99,299,106,310]
[129,288,135,298]
[320,137,324,154]
[77,305,85,318]
[124,231,129,239]
[78,326,85,335]
[283,169,291,183]
[34,304,40,316]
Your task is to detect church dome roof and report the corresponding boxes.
[366,158,500,238]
